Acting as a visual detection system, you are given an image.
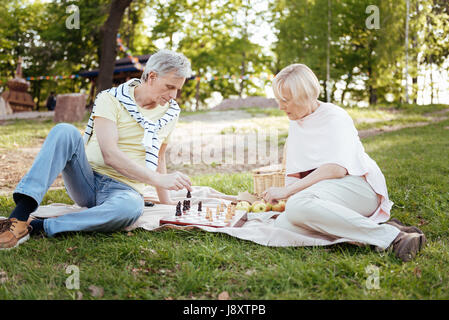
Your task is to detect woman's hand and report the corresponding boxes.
[261,187,290,204]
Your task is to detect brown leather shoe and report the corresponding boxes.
[390,231,426,262]
[384,218,424,235]
[0,218,30,250]
[0,217,10,232]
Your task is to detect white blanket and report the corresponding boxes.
[31,186,359,247]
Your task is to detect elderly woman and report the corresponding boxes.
[262,64,426,262]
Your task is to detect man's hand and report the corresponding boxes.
[156,171,192,192]
[261,187,289,204]
[162,199,181,206]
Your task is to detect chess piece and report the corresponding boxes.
[187,190,191,198]
[198,201,202,212]
[208,209,213,221]
[175,201,182,216]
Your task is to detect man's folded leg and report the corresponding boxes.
[1,123,96,249]
[43,190,144,238]
[13,123,96,210]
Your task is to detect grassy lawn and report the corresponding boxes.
[218,104,449,142]
[0,105,448,299]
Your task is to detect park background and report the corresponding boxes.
[1,0,448,109]
[0,0,449,300]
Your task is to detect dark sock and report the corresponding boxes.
[29,219,44,234]
[9,194,38,222]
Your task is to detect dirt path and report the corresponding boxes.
[0,108,448,196]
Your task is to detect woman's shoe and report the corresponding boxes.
[384,218,424,235]
[390,231,426,262]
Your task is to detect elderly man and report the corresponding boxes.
[0,49,192,249]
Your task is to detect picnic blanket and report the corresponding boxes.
[31,185,358,247]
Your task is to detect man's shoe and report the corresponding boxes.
[384,218,424,235]
[390,231,426,262]
[0,218,31,250]
[0,217,10,232]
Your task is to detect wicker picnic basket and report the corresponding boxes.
[252,143,287,196]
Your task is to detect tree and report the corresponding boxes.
[419,0,449,103]
[97,0,134,92]
[119,0,157,56]
[272,0,416,106]
[272,0,346,102]
[151,0,187,50]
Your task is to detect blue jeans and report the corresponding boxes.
[14,123,144,237]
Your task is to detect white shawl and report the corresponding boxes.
[285,102,393,223]
[83,78,180,171]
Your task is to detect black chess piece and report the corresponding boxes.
[187,190,191,198]
[176,201,182,216]
[182,200,187,212]
[144,201,154,207]
[198,201,202,212]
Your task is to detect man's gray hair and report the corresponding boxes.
[141,49,192,81]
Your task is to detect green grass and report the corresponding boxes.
[0,116,89,150]
[242,107,285,117]
[0,106,448,299]
[377,103,449,115]
[217,104,449,137]
[354,115,431,131]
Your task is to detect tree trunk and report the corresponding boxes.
[412,0,419,104]
[97,0,133,92]
[430,64,434,104]
[404,0,410,104]
[326,0,331,102]
[367,61,377,105]
[239,52,246,98]
[323,80,328,102]
[36,82,41,111]
[195,72,201,111]
[169,33,173,50]
[412,76,418,104]
[369,86,378,105]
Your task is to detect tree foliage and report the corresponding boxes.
[0,0,447,108]
[272,0,449,106]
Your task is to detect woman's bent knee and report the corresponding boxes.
[285,196,317,225]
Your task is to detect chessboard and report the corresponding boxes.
[159,202,248,229]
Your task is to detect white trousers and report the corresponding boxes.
[274,175,400,249]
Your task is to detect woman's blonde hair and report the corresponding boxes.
[272,64,321,105]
